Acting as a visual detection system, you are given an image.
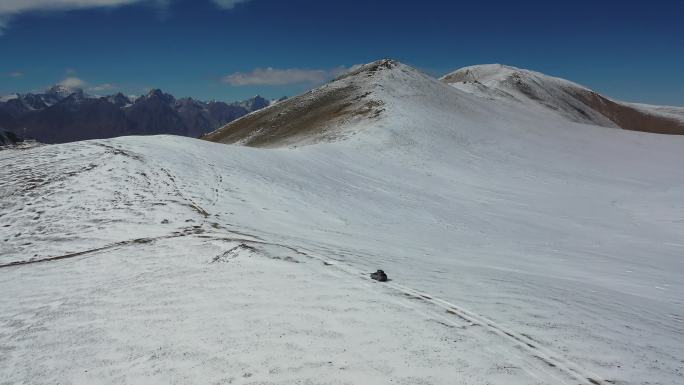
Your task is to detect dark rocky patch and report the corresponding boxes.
[370,269,388,282]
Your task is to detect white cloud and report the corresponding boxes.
[0,0,157,34]
[211,0,252,9]
[0,0,253,34]
[222,66,349,86]
[59,77,87,88]
[0,0,146,15]
[0,16,8,35]
[89,83,117,92]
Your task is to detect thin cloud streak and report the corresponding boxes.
[59,77,87,88]
[0,0,254,34]
[89,83,117,92]
[222,66,351,86]
[0,0,145,15]
[0,0,168,34]
[211,0,253,9]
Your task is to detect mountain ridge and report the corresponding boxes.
[0,87,283,144]
[205,59,684,148]
[442,64,684,134]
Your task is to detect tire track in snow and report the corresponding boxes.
[242,239,611,385]
[197,228,611,385]
[388,282,608,385]
[158,166,210,218]
[0,227,205,269]
[1,221,610,385]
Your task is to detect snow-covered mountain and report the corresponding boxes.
[442,64,684,134]
[208,60,684,148]
[0,94,19,103]
[0,87,278,143]
[45,84,86,102]
[231,94,271,111]
[2,60,683,385]
[203,60,401,146]
[105,92,133,107]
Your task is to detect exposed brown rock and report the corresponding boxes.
[570,89,684,135]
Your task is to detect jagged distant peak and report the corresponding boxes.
[46,84,84,98]
[0,93,19,102]
[142,88,176,103]
[146,88,167,97]
[105,92,132,106]
[232,95,270,111]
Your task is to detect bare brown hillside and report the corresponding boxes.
[571,89,684,135]
[202,61,393,147]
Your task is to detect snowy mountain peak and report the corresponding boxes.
[146,88,163,97]
[146,88,167,98]
[0,93,19,103]
[143,88,176,104]
[232,95,270,111]
[46,84,84,99]
[204,58,427,147]
[105,92,132,107]
[445,64,563,83]
[441,63,590,100]
[333,58,403,82]
[443,64,684,134]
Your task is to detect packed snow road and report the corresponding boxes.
[1,129,682,385]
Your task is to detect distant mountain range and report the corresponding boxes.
[0,86,284,144]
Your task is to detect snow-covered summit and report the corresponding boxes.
[204,59,460,146]
[142,88,176,104]
[232,95,270,111]
[443,64,684,134]
[105,92,132,107]
[443,64,586,89]
[0,93,19,103]
[207,59,684,148]
[46,84,85,99]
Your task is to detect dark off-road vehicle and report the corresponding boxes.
[370,270,388,282]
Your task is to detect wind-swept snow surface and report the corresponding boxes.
[2,61,684,385]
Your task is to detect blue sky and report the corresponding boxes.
[0,0,682,105]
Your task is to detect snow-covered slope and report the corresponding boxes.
[443,64,684,134]
[627,102,684,122]
[2,60,684,385]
